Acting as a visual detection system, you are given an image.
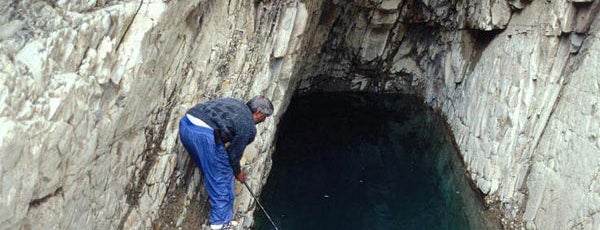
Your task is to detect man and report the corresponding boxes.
[178,96,273,229]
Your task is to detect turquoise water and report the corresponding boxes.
[253,93,499,230]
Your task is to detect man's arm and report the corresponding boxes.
[226,130,254,178]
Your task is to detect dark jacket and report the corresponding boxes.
[186,98,256,175]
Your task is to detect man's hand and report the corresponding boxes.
[235,172,246,183]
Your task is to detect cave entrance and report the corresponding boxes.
[253,93,500,230]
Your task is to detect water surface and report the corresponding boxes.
[254,93,499,230]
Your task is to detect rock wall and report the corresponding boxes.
[0,0,314,229]
[1,0,599,229]
[296,0,600,229]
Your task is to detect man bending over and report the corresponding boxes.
[179,96,273,229]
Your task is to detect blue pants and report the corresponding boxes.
[179,116,234,225]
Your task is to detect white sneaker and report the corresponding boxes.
[210,220,238,229]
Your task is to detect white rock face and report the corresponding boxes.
[296,0,600,229]
[436,1,600,228]
[1,0,599,229]
[521,16,600,229]
[0,0,312,229]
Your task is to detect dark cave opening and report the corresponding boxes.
[253,93,500,230]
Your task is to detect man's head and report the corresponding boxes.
[246,95,274,124]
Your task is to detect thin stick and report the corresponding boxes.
[242,181,279,230]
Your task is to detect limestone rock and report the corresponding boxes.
[464,0,511,30]
[0,0,311,228]
[2,0,600,229]
[294,0,600,229]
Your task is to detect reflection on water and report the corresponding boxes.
[253,93,500,230]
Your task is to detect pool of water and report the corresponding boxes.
[253,93,500,230]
